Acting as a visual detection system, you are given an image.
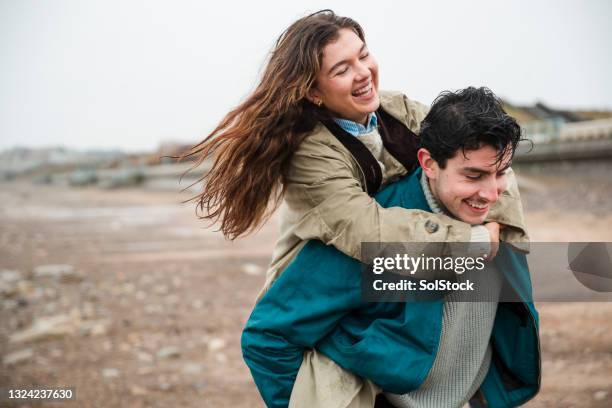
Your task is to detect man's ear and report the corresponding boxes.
[417,148,438,179]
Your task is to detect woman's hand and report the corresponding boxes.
[484,222,502,260]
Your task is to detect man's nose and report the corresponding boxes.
[478,180,500,203]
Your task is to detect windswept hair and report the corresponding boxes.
[181,10,364,239]
[419,87,525,168]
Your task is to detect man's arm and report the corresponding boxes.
[241,240,363,408]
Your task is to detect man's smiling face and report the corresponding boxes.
[420,144,512,225]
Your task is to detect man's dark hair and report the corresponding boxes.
[419,87,524,168]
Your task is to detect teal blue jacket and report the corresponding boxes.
[242,168,540,408]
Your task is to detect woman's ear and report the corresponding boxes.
[306,87,322,106]
[417,148,438,180]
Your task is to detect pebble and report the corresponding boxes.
[0,281,18,298]
[0,269,22,283]
[33,264,83,283]
[136,351,153,363]
[102,368,120,379]
[182,363,204,375]
[156,346,181,360]
[79,319,110,337]
[594,390,608,401]
[138,367,154,375]
[2,299,19,311]
[208,338,226,352]
[9,314,78,343]
[17,281,38,300]
[157,383,173,392]
[241,263,263,276]
[129,385,147,396]
[3,348,34,366]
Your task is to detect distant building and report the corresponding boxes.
[502,100,612,144]
[0,146,126,177]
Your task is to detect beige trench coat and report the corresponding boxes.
[255,90,529,408]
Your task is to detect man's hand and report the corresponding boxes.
[484,222,501,260]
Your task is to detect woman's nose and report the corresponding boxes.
[354,61,371,81]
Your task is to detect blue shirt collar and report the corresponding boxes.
[333,113,378,136]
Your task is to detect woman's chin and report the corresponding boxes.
[353,95,380,116]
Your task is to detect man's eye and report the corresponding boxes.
[466,174,481,180]
[497,171,507,177]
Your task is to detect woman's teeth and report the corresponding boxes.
[352,83,371,96]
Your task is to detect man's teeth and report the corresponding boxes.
[352,84,371,96]
[466,200,487,209]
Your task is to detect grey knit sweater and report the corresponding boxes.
[381,171,503,408]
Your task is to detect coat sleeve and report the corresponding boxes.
[487,167,530,244]
[241,241,363,408]
[284,140,528,263]
[285,140,473,261]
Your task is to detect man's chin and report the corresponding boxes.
[460,213,489,226]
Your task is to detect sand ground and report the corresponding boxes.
[1,165,611,407]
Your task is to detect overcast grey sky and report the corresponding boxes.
[1,0,611,152]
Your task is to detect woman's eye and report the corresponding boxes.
[359,53,369,60]
[336,67,349,76]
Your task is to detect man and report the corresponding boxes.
[242,87,540,408]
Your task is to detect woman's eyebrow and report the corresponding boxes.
[327,44,366,74]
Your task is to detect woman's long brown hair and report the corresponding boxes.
[183,10,365,239]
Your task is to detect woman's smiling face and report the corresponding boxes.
[308,28,380,124]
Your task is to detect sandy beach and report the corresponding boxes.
[1,162,612,407]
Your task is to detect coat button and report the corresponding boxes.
[424,220,439,233]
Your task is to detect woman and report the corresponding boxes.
[186,10,528,407]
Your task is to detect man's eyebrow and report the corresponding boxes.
[462,163,512,174]
[462,167,490,175]
[327,44,366,74]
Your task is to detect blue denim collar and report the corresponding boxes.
[333,112,378,136]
